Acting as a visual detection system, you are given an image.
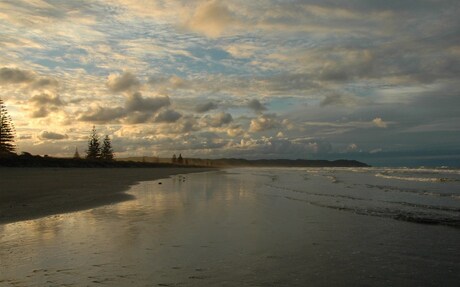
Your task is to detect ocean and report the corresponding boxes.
[1,167,459,286]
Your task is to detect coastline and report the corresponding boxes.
[0,167,214,225]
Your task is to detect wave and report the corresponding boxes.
[283,196,460,228]
[375,173,452,182]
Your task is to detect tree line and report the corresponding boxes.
[0,98,115,160]
[0,99,16,155]
[82,126,114,161]
[1,99,189,165]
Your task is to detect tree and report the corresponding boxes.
[0,99,16,154]
[101,135,114,161]
[177,153,183,164]
[172,153,177,163]
[86,126,101,160]
[73,147,80,159]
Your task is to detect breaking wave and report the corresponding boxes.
[375,173,452,182]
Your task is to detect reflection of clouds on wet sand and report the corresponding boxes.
[1,169,460,286]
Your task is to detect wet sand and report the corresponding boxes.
[1,168,459,286]
[0,167,213,224]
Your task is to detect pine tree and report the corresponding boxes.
[0,99,16,154]
[73,147,80,159]
[86,126,101,160]
[101,135,114,161]
[177,153,183,164]
[172,153,177,163]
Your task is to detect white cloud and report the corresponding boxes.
[249,114,279,132]
[372,117,388,128]
[186,0,237,37]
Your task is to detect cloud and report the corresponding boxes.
[78,106,125,123]
[77,92,172,124]
[320,93,364,107]
[0,67,60,94]
[249,114,279,132]
[30,77,59,90]
[369,148,382,154]
[226,125,244,137]
[225,43,259,58]
[38,131,68,140]
[195,101,218,113]
[346,143,359,152]
[204,112,233,127]
[106,72,140,93]
[154,109,182,123]
[124,112,154,124]
[372,117,388,128]
[0,67,34,84]
[157,115,200,134]
[186,0,236,37]
[226,137,332,158]
[125,92,170,113]
[30,93,63,106]
[2,0,460,163]
[29,93,64,118]
[247,99,267,113]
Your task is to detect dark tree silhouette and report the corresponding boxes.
[172,153,177,163]
[101,135,114,161]
[73,147,80,159]
[177,153,183,164]
[86,126,101,160]
[0,99,16,154]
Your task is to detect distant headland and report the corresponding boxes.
[0,152,369,168]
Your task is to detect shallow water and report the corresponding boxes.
[1,168,460,286]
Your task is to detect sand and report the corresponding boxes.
[0,167,212,225]
[1,168,459,286]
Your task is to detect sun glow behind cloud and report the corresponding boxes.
[1,0,459,165]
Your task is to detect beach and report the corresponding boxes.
[1,167,460,286]
[0,167,213,225]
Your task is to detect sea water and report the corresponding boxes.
[1,168,459,286]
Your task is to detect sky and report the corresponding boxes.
[1,0,459,166]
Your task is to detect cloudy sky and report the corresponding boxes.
[1,0,459,166]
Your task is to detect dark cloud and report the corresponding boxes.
[77,106,125,122]
[148,76,168,87]
[125,92,170,112]
[195,101,218,113]
[319,93,362,107]
[154,109,182,123]
[18,134,32,140]
[160,116,201,134]
[204,112,233,127]
[0,67,60,93]
[247,99,267,113]
[260,74,315,93]
[38,131,68,140]
[124,112,154,124]
[29,93,64,118]
[77,93,172,124]
[0,67,34,84]
[29,93,63,106]
[30,77,59,90]
[106,72,140,93]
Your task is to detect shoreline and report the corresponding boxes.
[0,167,214,225]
